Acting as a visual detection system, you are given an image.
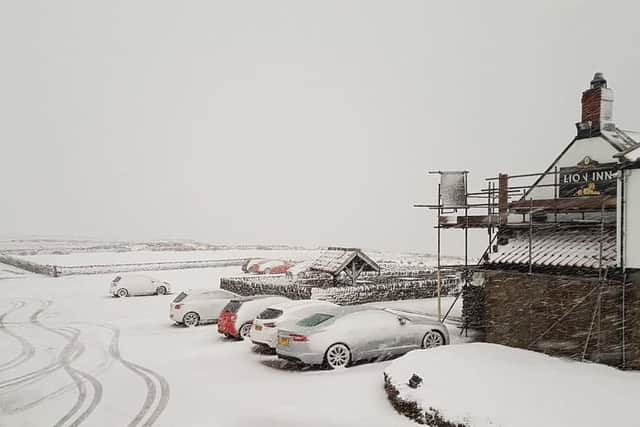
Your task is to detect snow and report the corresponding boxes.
[0,262,29,280]
[384,343,640,427]
[0,265,423,426]
[19,249,321,267]
[370,296,462,322]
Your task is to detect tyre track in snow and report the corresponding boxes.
[50,327,103,427]
[0,299,169,426]
[0,300,36,373]
[7,326,111,415]
[100,324,170,427]
[29,301,104,427]
[0,300,71,391]
[0,300,103,426]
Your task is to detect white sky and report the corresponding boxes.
[1,1,639,254]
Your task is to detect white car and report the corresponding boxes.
[251,300,338,350]
[110,274,171,297]
[170,289,239,327]
[218,296,291,339]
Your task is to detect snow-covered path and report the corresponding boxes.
[0,267,416,427]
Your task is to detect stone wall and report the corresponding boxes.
[220,277,313,300]
[311,277,459,305]
[0,253,56,276]
[220,274,460,305]
[472,270,640,369]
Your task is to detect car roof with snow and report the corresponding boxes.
[267,299,335,311]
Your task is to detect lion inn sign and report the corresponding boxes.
[559,156,617,198]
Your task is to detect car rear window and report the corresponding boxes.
[257,308,283,320]
[223,300,243,313]
[296,313,334,327]
[173,292,188,303]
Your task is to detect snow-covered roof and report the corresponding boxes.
[486,227,616,269]
[600,127,640,151]
[310,247,380,275]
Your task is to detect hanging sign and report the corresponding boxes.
[559,157,617,198]
[440,172,467,208]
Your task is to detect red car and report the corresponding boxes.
[218,295,290,339]
[252,259,293,275]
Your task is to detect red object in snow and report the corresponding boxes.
[217,311,238,337]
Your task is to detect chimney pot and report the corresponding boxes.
[590,72,607,89]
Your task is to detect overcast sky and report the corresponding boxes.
[1,1,639,254]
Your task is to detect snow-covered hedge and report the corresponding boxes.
[384,343,640,426]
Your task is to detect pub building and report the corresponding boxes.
[441,73,640,368]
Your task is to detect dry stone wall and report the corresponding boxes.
[471,270,640,369]
[221,275,460,305]
[220,277,313,300]
[311,278,459,305]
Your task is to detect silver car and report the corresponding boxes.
[276,307,449,369]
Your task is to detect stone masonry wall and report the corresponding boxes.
[220,277,312,300]
[311,278,459,305]
[477,270,640,369]
[221,275,460,306]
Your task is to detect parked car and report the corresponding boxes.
[253,260,292,275]
[170,289,239,327]
[276,307,450,369]
[242,258,265,273]
[251,300,338,350]
[217,295,290,339]
[110,274,171,297]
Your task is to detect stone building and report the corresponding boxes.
[450,73,640,368]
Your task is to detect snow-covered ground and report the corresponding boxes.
[18,249,321,267]
[385,343,640,427]
[0,265,468,426]
[0,263,30,280]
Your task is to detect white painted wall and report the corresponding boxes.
[527,136,618,200]
[623,168,640,269]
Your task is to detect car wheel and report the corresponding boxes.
[422,330,445,349]
[156,285,167,295]
[117,288,129,298]
[324,343,351,369]
[239,323,252,339]
[263,268,272,275]
[183,312,200,327]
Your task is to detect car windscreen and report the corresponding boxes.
[296,313,334,327]
[172,292,188,303]
[223,300,243,313]
[257,308,283,320]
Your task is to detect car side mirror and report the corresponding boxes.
[398,317,407,326]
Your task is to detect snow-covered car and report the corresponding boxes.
[276,307,449,369]
[250,300,338,350]
[170,289,239,327]
[110,274,171,297]
[242,258,265,273]
[217,295,290,339]
[253,260,292,275]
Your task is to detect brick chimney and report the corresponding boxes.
[576,73,614,137]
